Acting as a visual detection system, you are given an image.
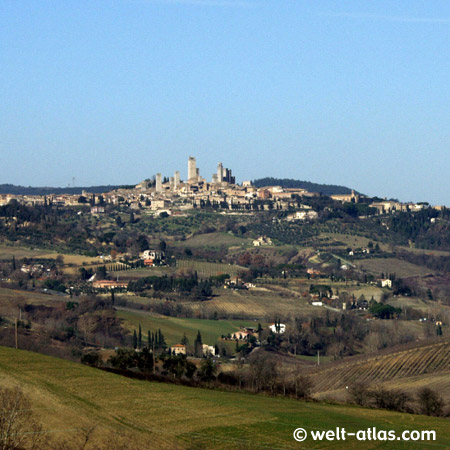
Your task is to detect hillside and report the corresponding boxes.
[252,178,355,195]
[309,340,450,400]
[1,346,449,449]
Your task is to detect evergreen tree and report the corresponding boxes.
[194,331,203,357]
[12,255,16,271]
[138,324,142,349]
[158,329,167,349]
[133,330,138,349]
[181,333,189,345]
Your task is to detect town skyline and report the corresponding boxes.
[1,152,446,207]
[1,1,449,205]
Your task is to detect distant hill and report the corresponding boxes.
[252,178,355,196]
[0,184,134,195]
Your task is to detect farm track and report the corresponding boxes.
[308,340,450,393]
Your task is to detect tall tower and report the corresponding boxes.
[174,171,180,189]
[188,157,197,182]
[155,173,162,193]
[217,162,223,183]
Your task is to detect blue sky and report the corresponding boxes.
[1,0,449,204]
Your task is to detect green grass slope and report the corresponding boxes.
[0,347,448,449]
[116,309,257,345]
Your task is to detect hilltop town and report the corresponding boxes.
[0,157,449,449]
[0,156,445,217]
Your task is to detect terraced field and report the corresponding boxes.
[309,340,450,394]
[1,346,449,449]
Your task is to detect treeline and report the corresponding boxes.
[388,209,450,250]
[252,178,354,196]
[127,275,214,299]
[0,183,133,195]
[349,383,447,417]
[86,349,313,400]
[395,249,450,273]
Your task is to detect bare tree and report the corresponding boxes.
[292,369,313,399]
[417,388,445,417]
[348,382,370,406]
[0,387,45,450]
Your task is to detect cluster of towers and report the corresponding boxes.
[155,171,180,193]
[154,156,235,193]
[214,162,235,184]
[187,157,234,185]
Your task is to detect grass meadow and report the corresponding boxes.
[0,346,449,449]
[116,309,258,345]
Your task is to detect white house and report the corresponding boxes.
[380,279,392,288]
[140,250,164,261]
[253,236,272,246]
[269,323,286,334]
[202,344,215,356]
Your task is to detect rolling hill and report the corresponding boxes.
[309,339,450,402]
[0,346,448,449]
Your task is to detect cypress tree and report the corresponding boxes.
[133,330,137,349]
[158,329,166,349]
[138,324,142,349]
[194,331,203,357]
[181,333,189,345]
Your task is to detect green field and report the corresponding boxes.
[172,232,251,248]
[183,286,318,320]
[0,346,449,449]
[0,286,66,317]
[107,259,246,280]
[117,309,259,345]
[177,259,247,278]
[320,233,390,251]
[0,244,101,265]
[109,265,176,279]
[355,258,434,278]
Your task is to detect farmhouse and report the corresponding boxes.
[171,344,186,355]
[269,323,286,334]
[92,280,128,289]
[140,250,165,261]
[202,344,215,356]
[231,330,252,340]
[253,236,272,246]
